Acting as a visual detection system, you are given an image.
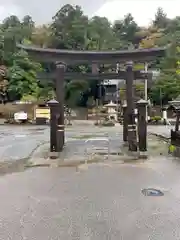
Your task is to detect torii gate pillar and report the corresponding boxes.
[125,61,137,152]
[55,62,65,151]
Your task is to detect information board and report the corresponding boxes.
[35,108,50,119]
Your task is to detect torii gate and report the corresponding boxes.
[17,44,166,155]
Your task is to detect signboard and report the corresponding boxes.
[14,111,28,120]
[35,108,50,119]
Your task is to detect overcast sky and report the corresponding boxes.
[0,0,179,26]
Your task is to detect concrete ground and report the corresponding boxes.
[0,122,172,163]
[0,123,172,173]
[1,158,180,240]
[0,122,178,239]
[0,125,49,162]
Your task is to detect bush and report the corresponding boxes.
[153,116,162,121]
[150,116,162,122]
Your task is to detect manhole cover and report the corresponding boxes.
[142,188,164,196]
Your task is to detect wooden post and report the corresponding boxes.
[47,99,59,158]
[123,104,128,142]
[125,61,137,152]
[137,99,148,155]
[55,62,66,151]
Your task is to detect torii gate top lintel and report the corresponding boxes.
[17,44,166,64]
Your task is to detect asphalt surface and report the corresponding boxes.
[1,159,180,240]
[0,123,179,239]
[0,121,174,162]
[0,125,50,161]
[0,124,173,162]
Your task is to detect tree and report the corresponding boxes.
[65,80,89,123]
[31,24,51,47]
[50,4,89,49]
[7,50,42,100]
[2,15,20,30]
[1,3,180,107]
[150,43,180,104]
[87,16,116,50]
[139,27,164,48]
[21,15,35,40]
[0,65,8,103]
[113,14,139,49]
[153,7,169,29]
[65,80,89,106]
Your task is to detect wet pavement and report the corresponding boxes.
[0,124,124,163]
[0,123,179,239]
[148,125,173,139]
[0,124,172,163]
[1,160,180,239]
[0,125,49,161]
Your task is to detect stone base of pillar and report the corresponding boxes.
[126,150,139,159]
[123,142,129,147]
[49,152,59,159]
[139,151,148,159]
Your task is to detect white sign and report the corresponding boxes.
[14,111,27,120]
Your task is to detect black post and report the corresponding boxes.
[137,99,148,155]
[175,108,180,132]
[125,61,137,152]
[55,62,66,151]
[47,99,59,157]
[92,62,99,124]
[123,104,128,142]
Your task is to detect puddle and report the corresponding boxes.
[142,188,164,196]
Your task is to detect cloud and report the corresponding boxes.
[0,0,110,23]
[0,0,179,26]
[96,0,180,26]
[0,4,21,21]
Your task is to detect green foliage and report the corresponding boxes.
[1,4,180,105]
[153,7,170,29]
[65,80,89,107]
[150,43,180,104]
[151,116,162,121]
[113,13,139,48]
[7,50,42,99]
[169,144,176,153]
